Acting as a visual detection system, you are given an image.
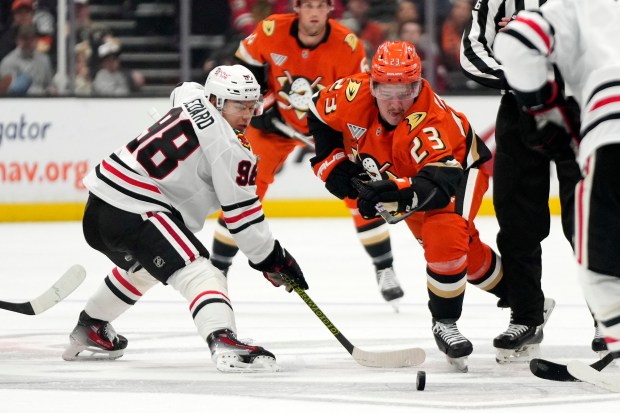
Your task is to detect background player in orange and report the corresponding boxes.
[210,0,405,309]
[308,41,507,372]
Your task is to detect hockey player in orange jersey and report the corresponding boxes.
[308,41,507,372]
[210,0,406,309]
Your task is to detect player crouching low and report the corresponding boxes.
[61,65,309,372]
[308,41,508,372]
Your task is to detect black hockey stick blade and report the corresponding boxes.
[0,265,86,315]
[530,353,615,382]
[283,275,425,368]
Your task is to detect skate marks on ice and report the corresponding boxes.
[1,330,620,411]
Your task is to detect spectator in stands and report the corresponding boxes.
[92,38,144,96]
[0,0,36,61]
[398,19,447,92]
[74,40,92,96]
[384,0,420,40]
[340,0,385,58]
[441,0,472,71]
[75,0,113,76]
[440,0,473,90]
[0,23,56,96]
[32,0,55,56]
[410,0,453,27]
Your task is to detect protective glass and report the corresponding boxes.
[371,81,421,101]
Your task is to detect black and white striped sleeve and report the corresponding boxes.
[460,0,507,89]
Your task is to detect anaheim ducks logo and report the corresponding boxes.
[345,79,362,102]
[263,20,275,36]
[358,154,397,181]
[277,70,324,120]
[344,33,359,51]
[234,130,252,151]
[405,112,427,132]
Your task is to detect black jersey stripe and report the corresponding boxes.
[228,215,266,234]
[94,165,174,212]
[220,196,261,212]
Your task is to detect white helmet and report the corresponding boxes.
[204,65,263,115]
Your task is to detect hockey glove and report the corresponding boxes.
[355,177,418,220]
[324,159,365,200]
[249,240,308,292]
[515,81,581,158]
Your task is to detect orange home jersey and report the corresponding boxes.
[236,14,368,134]
[311,72,491,181]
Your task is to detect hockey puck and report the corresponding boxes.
[416,370,426,391]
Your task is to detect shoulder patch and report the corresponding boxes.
[235,130,252,151]
[344,33,359,52]
[345,79,362,102]
[405,112,427,132]
[263,20,275,36]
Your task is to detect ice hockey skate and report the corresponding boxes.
[432,319,473,372]
[62,311,128,361]
[207,328,278,373]
[592,325,610,358]
[376,267,404,312]
[494,298,555,364]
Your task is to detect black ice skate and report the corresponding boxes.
[376,267,404,312]
[592,325,608,355]
[207,329,278,372]
[494,298,555,364]
[432,319,473,372]
[62,311,128,361]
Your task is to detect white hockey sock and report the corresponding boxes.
[167,257,236,340]
[578,266,620,354]
[84,266,159,321]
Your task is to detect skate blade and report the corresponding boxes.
[215,354,279,373]
[388,298,401,313]
[62,343,125,361]
[446,355,468,373]
[495,344,540,364]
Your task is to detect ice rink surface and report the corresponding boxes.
[1,217,618,412]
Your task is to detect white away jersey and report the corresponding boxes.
[83,82,275,264]
[494,0,620,168]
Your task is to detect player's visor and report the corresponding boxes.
[371,81,421,101]
[222,96,264,116]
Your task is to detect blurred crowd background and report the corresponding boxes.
[0,0,493,97]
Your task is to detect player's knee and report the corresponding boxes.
[168,257,229,298]
[427,255,468,275]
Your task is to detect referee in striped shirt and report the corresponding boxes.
[459,0,602,359]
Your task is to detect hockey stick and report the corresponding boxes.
[0,265,86,315]
[282,275,425,368]
[271,118,315,149]
[567,358,620,392]
[351,177,437,224]
[529,352,615,382]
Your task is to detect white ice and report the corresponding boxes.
[1,217,619,413]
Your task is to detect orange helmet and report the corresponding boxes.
[371,41,421,84]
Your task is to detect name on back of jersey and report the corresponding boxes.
[184,99,214,130]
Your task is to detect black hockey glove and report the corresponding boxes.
[249,105,284,135]
[515,81,581,158]
[249,240,308,292]
[355,177,418,220]
[325,160,365,200]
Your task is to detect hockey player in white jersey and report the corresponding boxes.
[62,65,309,372]
[494,0,620,361]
